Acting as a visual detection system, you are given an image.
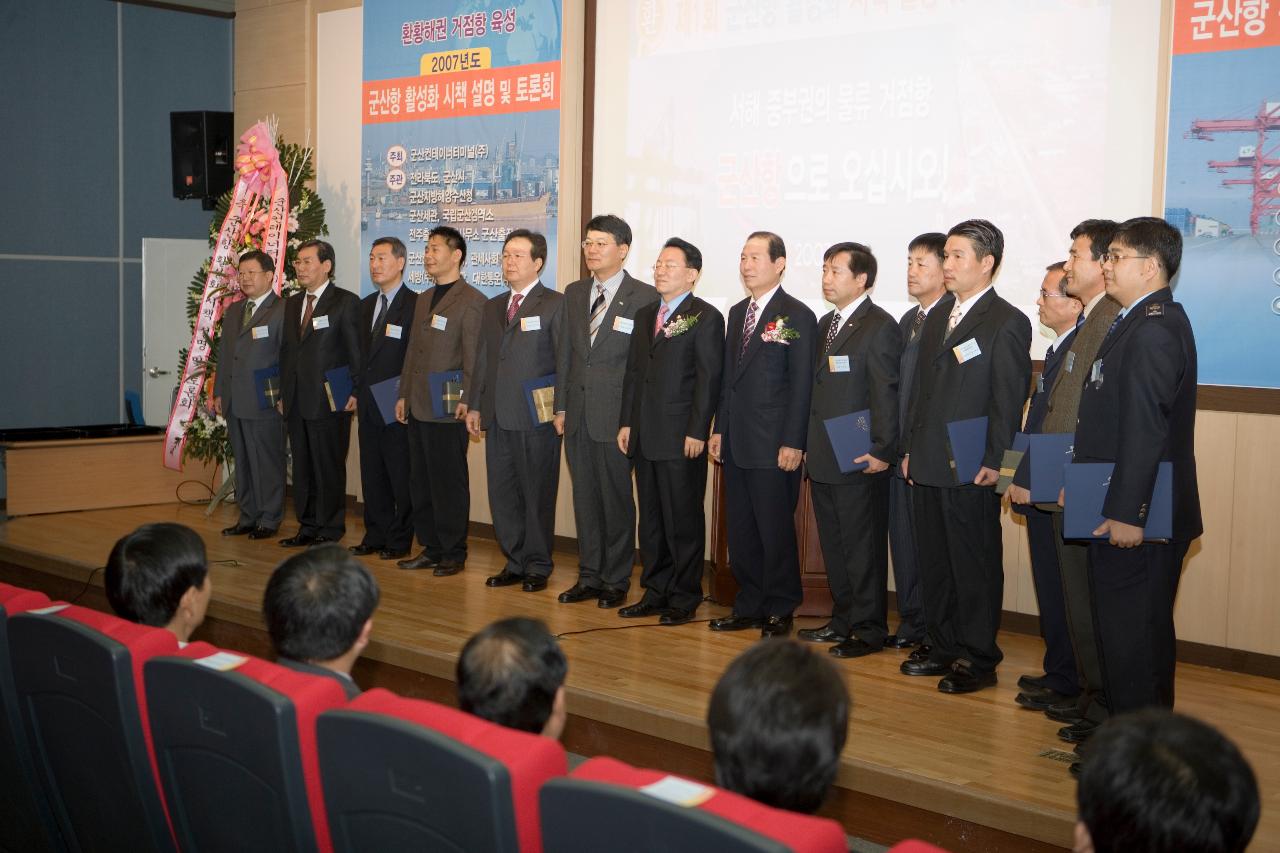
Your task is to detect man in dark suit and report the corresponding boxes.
[900,219,1031,693]
[799,242,902,658]
[617,237,724,625]
[278,240,363,546]
[395,226,487,575]
[1007,262,1082,711]
[886,233,952,650]
[1073,216,1200,718]
[465,229,566,592]
[554,215,658,609]
[214,250,286,539]
[350,237,416,560]
[707,232,817,638]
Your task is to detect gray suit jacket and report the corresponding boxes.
[1041,295,1121,435]
[558,271,658,442]
[215,291,285,420]
[398,278,488,422]
[472,282,566,431]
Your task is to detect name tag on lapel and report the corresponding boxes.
[251,326,269,340]
[1090,358,1104,388]
[828,355,850,373]
[612,316,634,335]
[952,338,981,363]
[521,316,541,332]
[385,323,403,339]
[1036,375,1045,394]
[1065,351,1076,373]
[431,314,448,331]
[312,315,330,330]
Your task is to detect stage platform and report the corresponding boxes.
[2,502,1277,851]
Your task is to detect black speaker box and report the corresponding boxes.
[170,110,234,206]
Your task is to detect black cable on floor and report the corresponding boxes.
[69,567,103,605]
[555,618,717,640]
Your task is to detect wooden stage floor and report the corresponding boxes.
[2,502,1277,851]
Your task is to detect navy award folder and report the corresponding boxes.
[823,409,872,474]
[428,369,464,419]
[1029,432,1076,503]
[521,373,557,426]
[368,376,400,425]
[252,364,280,411]
[1063,461,1173,540]
[323,365,353,412]
[946,416,988,485]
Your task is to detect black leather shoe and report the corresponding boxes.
[279,534,316,547]
[349,544,379,556]
[433,560,465,577]
[248,527,278,540]
[1058,720,1100,744]
[379,548,409,560]
[486,569,523,587]
[900,657,952,676]
[1046,703,1086,724]
[883,634,919,649]
[1017,673,1049,692]
[830,637,881,659]
[619,601,667,618]
[797,624,847,643]
[760,615,793,638]
[1015,687,1079,711]
[398,551,440,570]
[1069,761,1082,778]
[557,583,600,604]
[522,577,548,592]
[709,615,764,632]
[309,536,335,546]
[597,589,626,609]
[938,666,997,694]
[907,643,934,662]
[659,609,693,626]
[222,523,255,536]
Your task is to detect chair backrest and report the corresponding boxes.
[317,688,568,853]
[143,652,348,853]
[540,757,849,853]
[0,584,61,853]
[8,604,181,853]
[888,841,951,853]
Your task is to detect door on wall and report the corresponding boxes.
[141,238,210,426]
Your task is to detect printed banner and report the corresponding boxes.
[1164,0,1280,389]
[361,1,563,298]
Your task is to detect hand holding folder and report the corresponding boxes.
[521,374,557,426]
[822,409,872,474]
[427,370,464,419]
[368,376,400,425]
[253,365,281,411]
[946,416,988,485]
[1063,462,1173,541]
[323,365,354,413]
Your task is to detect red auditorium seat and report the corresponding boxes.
[143,651,349,853]
[317,688,569,853]
[540,756,850,853]
[888,841,952,852]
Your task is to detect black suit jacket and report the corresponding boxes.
[472,282,565,431]
[356,285,417,420]
[621,294,725,461]
[280,283,364,420]
[1073,289,1201,541]
[904,288,1031,487]
[805,298,902,484]
[1011,327,1075,497]
[715,288,818,468]
[893,295,954,474]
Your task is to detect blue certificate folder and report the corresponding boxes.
[945,416,988,485]
[323,365,353,412]
[428,370,463,419]
[521,373,557,426]
[368,376,400,425]
[823,409,872,473]
[252,364,280,410]
[1028,433,1076,503]
[1063,462,1173,540]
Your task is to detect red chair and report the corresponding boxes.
[317,688,568,853]
[540,756,850,853]
[889,841,952,852]
[143,651,349,853]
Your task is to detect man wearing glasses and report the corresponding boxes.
[554,215,658,609]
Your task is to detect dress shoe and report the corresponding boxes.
[760,615,793,638]
[900,657,951,677]
[709,615,764,632]
[1046,704,1086,724]
[883,634,919,649]
[830,637,880,659]
[1017,673,1049,692]
[619,601,667,618]
[309,536,335,546]
[938,666,997,694]
[659,609,693,626]
[597,589,626,609]
[1015,687,1079,711]
[486,569,524,587]
[248,527,278,540]
[1069,761,1082,779]
[797,624,847,644]
[349,544,379,556]
[379,548,409,560]
[279,533,316,547]
[398,552,440,570]
[1058,720,1100,744]
[557,583,600,604]
[522,576,548,592]
[907,643,934,662]
[222,523,255,536]
[432,560,465,577]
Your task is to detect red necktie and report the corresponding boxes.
[300,293,316,333]
[506,292,524,325]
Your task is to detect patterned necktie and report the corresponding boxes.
[1076,311,1086,329]
[372,293,388,335]
[588,283,607,344]
[945,303,962,337]
[824,311,842,352]
[506,292,524,325]
[242,299,255,331]
[1105,312,1123,338]
[738,300,759,364]
[654,304,669,338]
[909,307,925,341]
[300,293,316,333]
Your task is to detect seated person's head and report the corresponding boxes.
[1076,709,1258,853]
[707,639,850,814]
[263,545,379,675]
[456,617,567,739]
[105,523,211,643]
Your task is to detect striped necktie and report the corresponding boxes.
[242,299,256,330]
[588,283,607,344]
[738,301,759,364]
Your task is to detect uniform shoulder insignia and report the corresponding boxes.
[1145,303,1165,317]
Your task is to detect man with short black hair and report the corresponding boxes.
[1075,710,1258,853]
[707,640,849,814]
[262,544,380,699]
[105,523,211,643]
[456,616,567,738]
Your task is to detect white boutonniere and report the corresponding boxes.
[662,313,700,338]
[759,316,799,344]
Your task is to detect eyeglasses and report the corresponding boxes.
[1104,252,1150,265]
[1038,288,1074,300]
[652,262,686,272]
[239,269,272,277]
[581,239,615,250]
[501,251,530,261]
